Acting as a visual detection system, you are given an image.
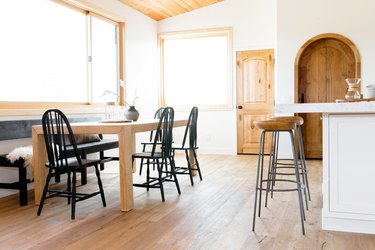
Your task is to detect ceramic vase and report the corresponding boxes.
[124,106,139,121]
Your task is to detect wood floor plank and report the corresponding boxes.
[1,155,375,249]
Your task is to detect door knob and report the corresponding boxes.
[237,105,243,109]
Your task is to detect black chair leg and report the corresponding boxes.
[18,165,28,206]
[192,150,202,181]
[80,153,88,185]
[67,171,71,205]
[71,171,77,220]
[146,159,150,191]
[184,150,194,186]
[156,159,165,202]
[169,157,181,195]
[95,165,106,207]
[37,170,53,216]
[55,170,61,183]
[139,144,147,175]
[100,151,105,171]
[139,158,144,175]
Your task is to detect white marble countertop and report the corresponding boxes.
[275,102,375,113]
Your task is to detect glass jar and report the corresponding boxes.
[345,78,361,101]
[105,102,116,120]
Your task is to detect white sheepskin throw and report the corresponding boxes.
[6,145,34,180]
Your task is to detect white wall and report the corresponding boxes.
[158,0,277,154]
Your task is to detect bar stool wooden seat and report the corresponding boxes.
[268,116,311,210]
[252,119,306,235]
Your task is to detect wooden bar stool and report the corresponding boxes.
[267,116,311,210]
[252,120,306,235]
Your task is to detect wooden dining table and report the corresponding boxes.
[31,118,188,212]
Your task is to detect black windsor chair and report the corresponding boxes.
[132,107,180,201]
[172,106,202,185]
[37,109,107,219]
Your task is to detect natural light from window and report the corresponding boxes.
[0,0,119,104]
[91,16,118,103]
[160,29,231,110]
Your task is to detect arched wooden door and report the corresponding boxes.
[296,34,361,158]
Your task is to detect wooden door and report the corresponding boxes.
[237,49,274,154]
[298,38,356,158]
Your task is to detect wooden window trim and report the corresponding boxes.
[158,27,233,111]
[0,102,105,116]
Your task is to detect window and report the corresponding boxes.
[91,15,119,103]
[159,28,232,110]
[0,0,123,110]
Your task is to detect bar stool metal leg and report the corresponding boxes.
[252,130,266,231]
[265,131,277,207]
[289,131,306,235]
[297,125,311,201]
[271,126,310,211]
[252,125,306,235]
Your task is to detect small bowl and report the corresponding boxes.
[366,88,375,98]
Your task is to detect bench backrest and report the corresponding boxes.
[0,116,103,141]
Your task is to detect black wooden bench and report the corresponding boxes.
[0,117,119,206]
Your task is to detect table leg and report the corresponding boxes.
[32,129,47,205]
[132,133,136,173]
[118,127,134,211]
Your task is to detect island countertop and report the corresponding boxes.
[275,102,375,113]
[276,101,375,235]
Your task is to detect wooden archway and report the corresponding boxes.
[294,33,361,158]
[294,33,361,102]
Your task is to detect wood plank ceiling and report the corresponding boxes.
[118,0,223,21]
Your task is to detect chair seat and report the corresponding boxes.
[172,144,198,150]
[47,158,104,170]
[65,139,119,156]
[133,152,164,159]
[141,141,162,146]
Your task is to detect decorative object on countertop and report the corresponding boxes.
[124,106,139,121]
[345,78,361,101]
[366,84,375,98]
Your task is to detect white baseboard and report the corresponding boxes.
[322,211,375,234]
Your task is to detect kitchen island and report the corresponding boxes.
[276,102,375,234]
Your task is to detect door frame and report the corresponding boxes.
[294,33,361,102]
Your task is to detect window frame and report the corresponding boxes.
[158,27,233,111]
[0,0,125,116]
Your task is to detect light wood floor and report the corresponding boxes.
[1,154,375,249]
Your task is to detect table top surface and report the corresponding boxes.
[32,118,188,134]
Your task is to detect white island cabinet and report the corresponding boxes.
[276,102,375,234]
